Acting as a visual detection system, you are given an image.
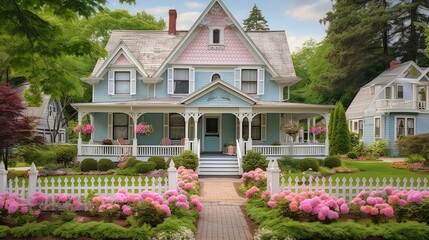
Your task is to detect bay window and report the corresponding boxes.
[396,117,415,139]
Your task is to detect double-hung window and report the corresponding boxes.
[396,85,404,99]
[167,67,195,95]
[385,86,392,99]
[108,69,136,95]
[242,115,261,140]
[241,69,258,94]
[396,117,415,139]
[169,113,185,140]
[374,117,381,139]
[234,68,265,95]
[113,113,129,140]
[115,71,130,94]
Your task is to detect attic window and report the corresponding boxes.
[209,26,224,46]
[370,86,375,95]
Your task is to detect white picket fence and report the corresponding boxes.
[266,160,429,201]
[0,162,178,200]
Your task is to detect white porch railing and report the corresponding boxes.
[375,99,427,111]
[81,144,133,156]
[252,144,325,156]
[138,145,185,156]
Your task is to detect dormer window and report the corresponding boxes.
[209,26,224,45]
[396,85,404,99]
[107,69,136,95]
[115,71,130,94]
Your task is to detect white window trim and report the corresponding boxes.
[385,86,392,99]
[394,116,416,140]
[396,84,404,99]
[167,66,195,96]
[374,116,383,140]
[234,67,265,95]
[108,68,136,96]
[210,72,223,82]
[208,26,225,45]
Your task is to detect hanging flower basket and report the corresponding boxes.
[136,122,154,136]
[73,124,95,135]
[309,126,327,135]
[283,122,300,136]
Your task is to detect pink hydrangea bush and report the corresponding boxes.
[0,193,28,221]
[45,193,81,211]
[177,166,199,195]
[241,168,267,189]
[163,190,203,213]
[267,190,348,222]
[29,192,50,216]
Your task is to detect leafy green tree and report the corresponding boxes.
[415,22,429,57]
[243,4,269,31]
[330,102,351,155]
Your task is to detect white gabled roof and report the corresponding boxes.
[92,41,148,78]
[180,79,257,105]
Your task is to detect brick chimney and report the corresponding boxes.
[389,59,401,69]
[168,9,177,35]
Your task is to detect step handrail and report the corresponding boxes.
[236,139,243,174]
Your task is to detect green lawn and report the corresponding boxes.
[282,160,428,181]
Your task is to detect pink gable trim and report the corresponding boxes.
[174,3,259,65]
[113,54,130,65]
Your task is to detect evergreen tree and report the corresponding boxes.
[330,102,351,155]
[243,4,269,31]
[390,0,429,65]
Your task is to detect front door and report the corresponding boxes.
[203,116,220,152]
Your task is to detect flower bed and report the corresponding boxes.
[0,167,202,239]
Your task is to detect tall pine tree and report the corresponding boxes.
[243,4,269,31]
[329,102,351,155]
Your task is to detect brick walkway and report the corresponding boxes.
[196,177,253,240]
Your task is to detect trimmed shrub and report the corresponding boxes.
[80,158,98,172]
[329,102,351,155]
[171,150,199,171]
[55,145,77,166]
[135,161,157,174]
[43,163,65,171]
[397,133,429,161]
[407,154,426,164]
[124,157,140,168]
[347,151,358,159]
[278,157,301,173]
[98,158,116,171]
[298,158,321,171]
[148,156,166,170]
[324,156,342,168]
[242,151,268,172]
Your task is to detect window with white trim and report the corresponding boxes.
[209,26,224,45]
[234,68,265,95]
[113,113,129,140]
[108,69,136,95]
[241,114,267,141]
[358,120,363,138]
[48,103,56,116]
[396,117,415,138]
[169,113,185,140]
[374,117,381,139]
[396,85,404,99]
[167,67,195,95]
[385,86,392,99]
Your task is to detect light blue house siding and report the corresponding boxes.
[416,114,429,134]
[93,113,108,141]
[221,114,236,145]
[265,113,280,144]
[362,116,375,146]
[137,114,164,145]
[259,72,280,101]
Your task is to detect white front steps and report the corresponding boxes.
[198,154,240,176]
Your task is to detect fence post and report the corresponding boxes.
[167,161,178,191]
[269,160,281,195]
[28,162,38,199]
[266,160,273,194]
[0,162,7,193]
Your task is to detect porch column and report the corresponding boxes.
[77,111,82,156]
[312,117,316,143]
[193,115,200,154]
[238,115,244,152]
[307,118,311,144]
[324,113,330,156]
[184,115,190,150]
[132,115,138,156]
[412,84,416,109]
[89,113,94,144]
[247,115,254,152]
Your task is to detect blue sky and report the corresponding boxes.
[108,0,333,52]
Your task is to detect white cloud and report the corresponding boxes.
[144,6,173,19]
[184,2,204,9]
[284,1,332,22]
[286,34,324,53]
[177,12,201,30]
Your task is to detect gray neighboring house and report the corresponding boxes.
[346,61,429,155]
[15,83,67,143]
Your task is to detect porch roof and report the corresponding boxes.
[72,98,334,113]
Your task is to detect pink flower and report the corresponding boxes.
[21,206,28,214]
[34,210,41,216]
[380,207,394,218]
[122,205,132,216]
[397,199,407,207]
[267,200,276,208]
[245,186,260,198]
[160,204,171,216]
[261,191,270,199]
[299,202,313,213]
[176,201,190,209]
[340,204,349,214]
[72,200,80,208]
[370,207,378,215]
[7,201,19,214]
